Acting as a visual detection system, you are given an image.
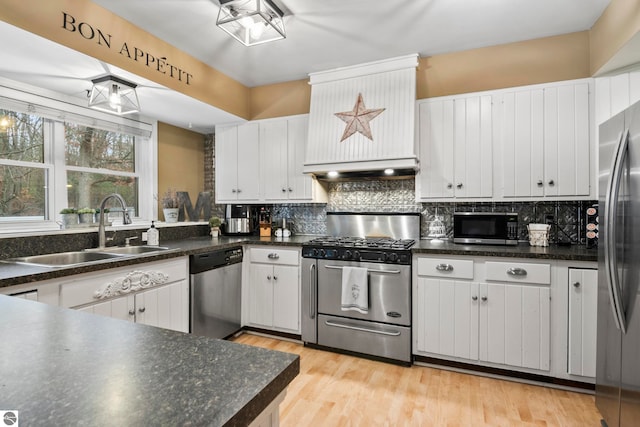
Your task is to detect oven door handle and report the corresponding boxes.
[324,320,402,336]
[324,265,401,274]
[309,263,316,319]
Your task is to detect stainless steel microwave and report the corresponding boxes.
[453,212,519,245]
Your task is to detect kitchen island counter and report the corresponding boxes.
[0,295,299,426]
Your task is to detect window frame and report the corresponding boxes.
[0,81,156,234]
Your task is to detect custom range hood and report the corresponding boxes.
[304,54,419,179]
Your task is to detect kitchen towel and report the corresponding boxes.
[341,266,369,314]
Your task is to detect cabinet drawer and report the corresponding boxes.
[250,247,299,266]
[60,257,188,308]
[416,257,474,279]
[485,261,550,285]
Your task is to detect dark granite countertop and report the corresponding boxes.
[0,295,299,426]
[0,234,596,289]
[412,240,598,262]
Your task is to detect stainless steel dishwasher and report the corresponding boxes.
[190,247,243,339]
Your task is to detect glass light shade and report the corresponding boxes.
[88,76,140,115]
[217,0,285,46]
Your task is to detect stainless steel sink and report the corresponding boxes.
[9,251,124,267]
[97,246,170,255]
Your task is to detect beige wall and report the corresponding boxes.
[157,122,204,220]
[250,79,311,120]
[416,32,590,99]
[590,0,640,74]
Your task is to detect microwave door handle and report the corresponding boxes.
[605,129,629,333]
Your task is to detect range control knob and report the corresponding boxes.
[352,251,361,261]
[387,253,399,263]
[319,249,326,258]
[311,248,319,257]
[343,250,352,260]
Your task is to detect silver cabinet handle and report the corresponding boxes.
[456,183,463,189]
[436,263,454,272]
[231,189,237,193]
[237,188,242,193]
[481,296,488,302]
[138,307,145,313]
[325,265,400,274]
[548,180,555,186]
[288,188,293,192]
[537,180,543,187]
[267,275,272,280]
[273,275,278,281]
[573,281,581,288]
[324,320,401,336]
[282,188,286,192]
[507,267,527,276]
[605,129,630,333]
[447,183,453,189]
[267,253,280,259]
[472,295,478,301]
[128,309,135,316]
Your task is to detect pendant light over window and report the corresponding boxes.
[216,0,286,46]
[88,75,140,115]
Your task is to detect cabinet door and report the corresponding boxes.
[272,265,300,332]
[416,99,455,199]
[479,283,550,371]
[543,83,590,196]
[215,125,240,202]
[261,120,289,201]
[453,96,493,198]
[77,295,135,323]
[136,281,189,333]
[286,116,313,200]
[568,268,598,377]
[500,89,545,197]
[236,123,261,201]
[248,264,274,328]
[415,277,478,360]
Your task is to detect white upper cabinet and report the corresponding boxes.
[215,122,261,203]
[261,115,327,203]
[216,115,326,204]
[416,94,493,200]
[496,79,592,199]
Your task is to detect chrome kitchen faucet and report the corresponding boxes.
[97,193,132,249]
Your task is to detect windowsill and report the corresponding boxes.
[0,221,208,239]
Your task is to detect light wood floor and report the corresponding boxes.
[233,333,602,426]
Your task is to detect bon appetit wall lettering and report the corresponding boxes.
[61,11,193,85]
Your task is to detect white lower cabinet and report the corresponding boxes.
[244,246,300,334]
[567,267,598,377]
[414,255,551,373]
[61,257,190,333]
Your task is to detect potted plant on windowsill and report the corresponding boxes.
[59,208,78,229]
[209,216,222,238]
[162,188,180,223]
[78,207,96,224]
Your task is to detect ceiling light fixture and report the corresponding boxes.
[216,0,286,46]
[88,75,140,115]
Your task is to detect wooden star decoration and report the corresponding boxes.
[334,93,385,142]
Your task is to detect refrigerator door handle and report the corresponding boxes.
[605,128,630,334]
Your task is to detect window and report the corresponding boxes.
[65,124,139,215]
[0,110,48,221]
[0,89,155,232]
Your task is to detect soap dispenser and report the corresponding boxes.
[147,221,159,246]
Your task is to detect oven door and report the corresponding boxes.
[317,259,410,326]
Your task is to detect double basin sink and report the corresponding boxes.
[6,246,171,268]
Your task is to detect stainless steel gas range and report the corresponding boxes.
[301,212,420,365]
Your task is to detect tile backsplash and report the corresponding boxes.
[270,178,596,244]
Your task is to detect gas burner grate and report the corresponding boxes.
[304,237,415,250]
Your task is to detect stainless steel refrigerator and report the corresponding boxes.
[597,99,640,427]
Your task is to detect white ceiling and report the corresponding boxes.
[0,0,612,134]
